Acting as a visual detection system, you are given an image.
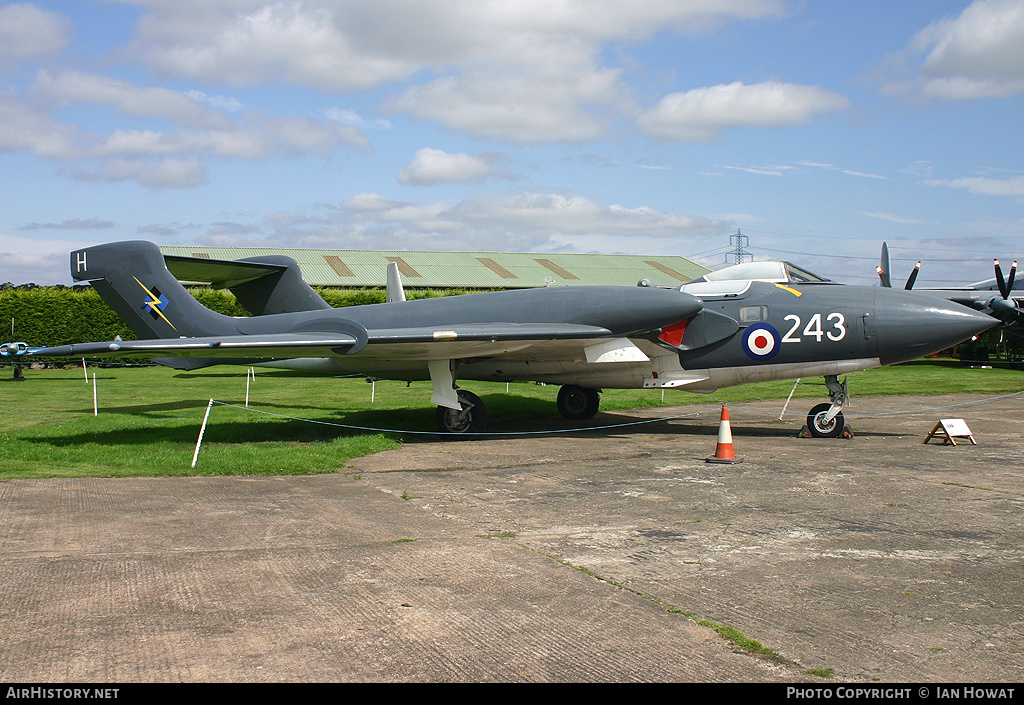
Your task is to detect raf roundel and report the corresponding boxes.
[742,323,780,360]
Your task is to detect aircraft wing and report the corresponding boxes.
[7,332,364,360]
[2,322,617,361]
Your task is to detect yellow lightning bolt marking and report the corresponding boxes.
[774,283,803,297]
[134,277,177,330]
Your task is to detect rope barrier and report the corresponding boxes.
[710,388,1024,420]
[209,399,713,436]
[6,365,1023,436]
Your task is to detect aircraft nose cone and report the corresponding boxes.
[875,290,997,365]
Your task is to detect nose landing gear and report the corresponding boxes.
[802,375,853,439]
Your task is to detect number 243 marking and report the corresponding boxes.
[782,313,846,343]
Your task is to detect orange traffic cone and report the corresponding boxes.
[706,403,743,464]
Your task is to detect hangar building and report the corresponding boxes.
[158,246,710,290]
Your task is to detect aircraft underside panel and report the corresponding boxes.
[683,357,883,392]
[253,348,884,394]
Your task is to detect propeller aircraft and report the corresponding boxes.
[1,241,997,438]
[876,242,1023,326]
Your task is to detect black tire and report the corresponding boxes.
[435,390,488,436]
[806,402,844,439]
[556,385,600,420]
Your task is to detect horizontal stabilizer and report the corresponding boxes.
[164,255,287,289]
[166,252,332,316]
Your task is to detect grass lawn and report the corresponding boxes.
[0,360,1020,478]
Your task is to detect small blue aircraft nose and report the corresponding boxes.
[875,290,997,365]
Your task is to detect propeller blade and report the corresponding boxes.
[1006,260,1017,295]
[904,261,921,290]
[875,265,891,288]
[995,258,1008,299]
[878,243,891,287]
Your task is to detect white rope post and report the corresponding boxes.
[192,398,215,468]
[371,379,376,403]
[245,367,252,407]
[92,373,98,416]
[82,358,88,382]
[779,378,801,421]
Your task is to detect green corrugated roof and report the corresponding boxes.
[158,246,710,289]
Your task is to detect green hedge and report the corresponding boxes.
[2,287,132,348]
[1,285,468,348]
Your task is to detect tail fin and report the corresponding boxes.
[72,241,232,339]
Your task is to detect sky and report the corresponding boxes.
[1,0,1023,287]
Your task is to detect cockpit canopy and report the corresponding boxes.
[689,261,833,285]
[676,261,834,298]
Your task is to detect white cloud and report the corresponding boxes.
[2,72,371,189]
[340,193,462,232]
[397,148,497,185]
[129,1,785,87]
[0,233,95,285]
[799,161,887,179]
[269,115,371,154]
[638,81,850,141]
[340,190,726,239]
[722,164,797,177]
[863,212,924,225]
[186,90,246,113]
[890,0,1024,100]
[446,193,728,237]
[321,106,391,130]
[389,66,623,143]
[0,94,83,159]
[124,0,785,142]
[34,70,233,129]
[0,4,71,65]
[87,117,369,161]
[131,2,419,91]
[72,157,208,189]
[842,169,887,180]
[722,161,887,179]
[925,175,1024,199]
[258,190,731,252]
[19,217,116,231]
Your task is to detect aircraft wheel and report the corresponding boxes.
[556,385,600,420]
[806,403,844,439]
[435,390,488,436]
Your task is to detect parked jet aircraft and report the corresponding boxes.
[1,241,997,438]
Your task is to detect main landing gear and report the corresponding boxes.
[435,389,488,436]
[804,375,852,439]
[432,382,602,437]
[556,385,601,420]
